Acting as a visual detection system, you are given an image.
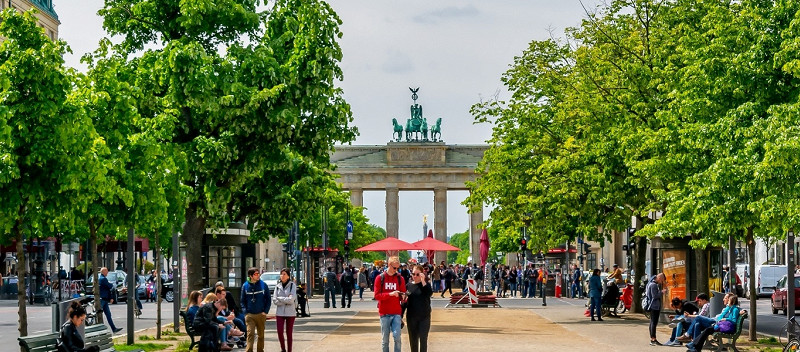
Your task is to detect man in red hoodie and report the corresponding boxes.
[374,256,406,352]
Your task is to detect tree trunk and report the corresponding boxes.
[90,221,102,323]
[16,220,28,338]
[632,216,647,313]
[182,204,206,291]
[693,234,709,297]
[155,233,161,340]
[747,227,756,341]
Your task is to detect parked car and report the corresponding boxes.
[136,274,147,300]
[757,264,786,298]
[84,270,127,303]
[771,274,800,315]
[260,271,281,293]
[161,280,174,302]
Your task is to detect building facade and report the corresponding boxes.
[2,0,59,40]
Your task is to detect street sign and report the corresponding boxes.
[346,220,354,239]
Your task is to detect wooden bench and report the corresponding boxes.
[709,310,748,352]
[179,310,198,350]
[19,324,142,352]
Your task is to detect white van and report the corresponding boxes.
[756,264,787,297]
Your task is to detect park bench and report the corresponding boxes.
[179,310,199,350]
[708,309,748,352]
[19,324,142,352]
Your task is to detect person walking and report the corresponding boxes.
[58,301,100,352]
[273,268,297,352]
[431,264,441,292]
[374,256,406,352]
[98,267,122,333]
[405,265,432,352]
[588,268,603,321]
[295,282,310,317]
[340,266,354,308]
[440,265,454,298]
[357,267,368,300]
[646,273,667,346]
[571,264,583,298]
[324,267,337,308]
[241,267,272,352]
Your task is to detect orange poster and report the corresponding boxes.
[663,250,687,300]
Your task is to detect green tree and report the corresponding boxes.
[446,230,470,264]
[0,9,111,336]
[97,0,357,290]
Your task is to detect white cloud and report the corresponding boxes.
[412,5,480,24]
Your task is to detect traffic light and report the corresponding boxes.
[519,238,527,252]
[281,243,290,253]
[344,239,350,256]
[582,242,590,254]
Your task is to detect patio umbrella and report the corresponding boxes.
[412,236,461,252]
[355,237,419,252]
[479,228,490,267]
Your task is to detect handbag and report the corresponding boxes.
[714,319,735,334]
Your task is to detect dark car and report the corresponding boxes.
[770,274,800,315]
[84,270,128,303]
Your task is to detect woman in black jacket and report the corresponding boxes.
[58,301,100,352]
[404,264,433,352]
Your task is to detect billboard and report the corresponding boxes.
[663,250,687,300]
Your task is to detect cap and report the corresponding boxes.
[696,293,709,301]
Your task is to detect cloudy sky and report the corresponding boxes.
[56,1,601,256]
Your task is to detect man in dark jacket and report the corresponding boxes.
[194,298,227,352]
[340,267,354,308]
[98,267,121,333]
[324,267,337,308]
[241,268,271,352]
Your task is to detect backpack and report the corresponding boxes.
[642,291,652,311]
[376,273,406,308]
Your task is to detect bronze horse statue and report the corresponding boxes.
[430,118,442,141]
[392,118,404,141]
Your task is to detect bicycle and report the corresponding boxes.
[780,315,800,350]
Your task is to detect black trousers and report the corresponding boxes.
[407,316,431,352]
[691,325,716,351]
[649,309,660,339]
[341,289,352,307]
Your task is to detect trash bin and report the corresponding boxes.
[53,297,86,334]
[709,290,725,317]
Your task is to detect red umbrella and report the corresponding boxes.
[355,237,419,252]
[412,236,461,251]
[425,230,435,264]
[479,228,490,267]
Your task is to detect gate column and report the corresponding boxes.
[386,187,399,238]
[434,187,448,262]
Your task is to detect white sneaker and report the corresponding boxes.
[668,322,677,329]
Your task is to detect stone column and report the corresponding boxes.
[469,206,483,265]
[349,188,363,208]
[434,187,448,263]
[385,187,399,238]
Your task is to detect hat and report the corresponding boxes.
[696,293,709,301]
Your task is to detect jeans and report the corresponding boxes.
[216,316,231,344]
[432,279,440,292]
[510,282,517,296]
[101,299,118,330]
[359,286,365,299]
[590,296,602,318]
[528,282,537,297]
[669,320,690,342]
[686,315,715,339]
[324,287,337,307]
[380,314,402,352]
[571,282,581,298]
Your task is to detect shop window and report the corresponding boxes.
[208,246,242,287]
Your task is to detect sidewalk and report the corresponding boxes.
[115,293,769,352]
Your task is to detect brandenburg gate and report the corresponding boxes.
[330,88,488,262]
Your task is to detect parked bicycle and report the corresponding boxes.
[780,314,800,350]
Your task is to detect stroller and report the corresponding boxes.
[600,281,622,317]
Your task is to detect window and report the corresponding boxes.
[587,253,597,271]
[207,246,242,287]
